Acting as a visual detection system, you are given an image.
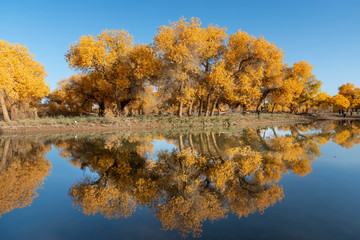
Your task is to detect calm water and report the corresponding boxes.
[1,121,360,240]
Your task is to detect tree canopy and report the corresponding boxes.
[0,40,49,121]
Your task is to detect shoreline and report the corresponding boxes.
[0,113,359,137]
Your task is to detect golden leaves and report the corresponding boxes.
[58,17,336,116]
[332,94,350,109]
[0,40,49,104]
[66,30,133,72]
[337,83,360,109]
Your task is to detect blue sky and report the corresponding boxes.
[1,0,359,95]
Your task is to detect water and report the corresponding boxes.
[1,121,360,240]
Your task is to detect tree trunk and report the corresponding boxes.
[198,99,203,117]
[10,104,19,121]
[121,100,131,115]
[98,101,105,117]
[256,91,269,111]
[33,108,38,118]
[178,99,183,118]
[113,88,122,116]
[205,94,211,117]
[188,101,193,116]
[178,82,184,118]
[271,103,277,113]
[0,91,10,122]
[210,97,219,117]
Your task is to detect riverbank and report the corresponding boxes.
[0,112,359,136]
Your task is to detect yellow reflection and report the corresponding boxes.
[0,139,51,217]
[2,120,360,238]
[63,121,360,237]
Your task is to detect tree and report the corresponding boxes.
[153,17,205,117]
[197,25,228,116]
[269,61,315,112]
[224,30,284,111]
[290,74,322,113]
[206,60,235,116]
[66,30,160,115]
[49,73,113,116]
[0,40,49,121]
[312,92,332,111]
[337,83,360,110]
[332,94,350,109]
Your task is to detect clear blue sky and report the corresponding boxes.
[1,0,359,95]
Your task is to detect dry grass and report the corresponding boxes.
[0,112,313,135]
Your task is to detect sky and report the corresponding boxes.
[1,0,359,95]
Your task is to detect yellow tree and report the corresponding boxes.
[338,83,360,110]
[127,84,158,115]
[66,30,160,115]
[197,25,227,116]
[206,60,235,116]
[268,61,314,112]
[290,75,322,113]
[332,94,350,109]
[153,17,205,117]
[312,92,332,111]
[49,73,113,116]
[224,31,284,111]
[65,29,132,114]
[0,40,49,121]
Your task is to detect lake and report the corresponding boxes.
[1,120,360,240]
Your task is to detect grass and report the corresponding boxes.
[0,112,309,130]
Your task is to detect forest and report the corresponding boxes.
[1,17,359,122]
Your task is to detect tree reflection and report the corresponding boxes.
[332,120,360,148]
[53,136,151,219]
[2,121,359,237]
[0,138,51,217]
[61,121,360,238]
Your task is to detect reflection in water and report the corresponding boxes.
[0,139,51,217]
[1,120,360,237]
[58,121,360,237]
[333,120,360,148]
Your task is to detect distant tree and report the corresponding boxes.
[337,83,360,109]
[332,94,350,110]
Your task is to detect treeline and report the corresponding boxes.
[1,17,360,121]
[50,17,324,117]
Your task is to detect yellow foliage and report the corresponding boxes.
[0,40,49,120]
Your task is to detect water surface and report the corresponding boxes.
[1,121,360,239]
